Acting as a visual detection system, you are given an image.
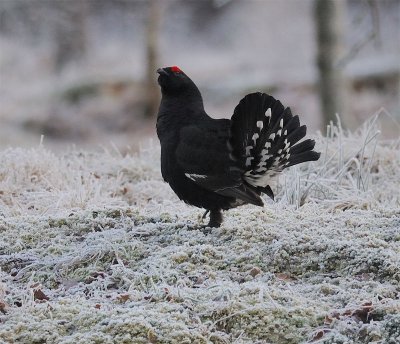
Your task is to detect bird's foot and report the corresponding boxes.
[192,209,222,233]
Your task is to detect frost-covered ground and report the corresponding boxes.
[0,117,399,344]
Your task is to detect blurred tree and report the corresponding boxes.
[52,1,88,72]
[314,0,348,129]
[144,0,162,119]
[337,0,381,68]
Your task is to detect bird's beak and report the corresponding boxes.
[157,68,168,76]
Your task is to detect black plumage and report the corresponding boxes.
[156,66,320,227]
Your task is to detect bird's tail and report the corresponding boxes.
[229,92,320,197]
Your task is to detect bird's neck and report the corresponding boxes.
[159,88,205,115]
[157,89,206,141]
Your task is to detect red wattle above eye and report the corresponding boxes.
[171,66,182,73]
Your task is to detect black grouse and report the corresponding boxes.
[156,66,320,228]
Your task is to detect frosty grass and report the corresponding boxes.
[0,117,399,343]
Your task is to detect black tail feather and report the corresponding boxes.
[283,114,300,134]
[290,139,316,155]
[286,150,321,168]
[230,92,320,191]
[286,125,307,146]
[259,185,274,200]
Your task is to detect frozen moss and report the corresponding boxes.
[0,119,399,343]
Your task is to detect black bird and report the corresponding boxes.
[156,66,320,227]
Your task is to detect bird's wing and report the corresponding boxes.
[175,120,263,206]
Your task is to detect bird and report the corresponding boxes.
[156,66,320,228]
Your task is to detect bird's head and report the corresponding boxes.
[157,66,201,98]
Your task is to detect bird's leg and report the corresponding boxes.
[207,209,223,228]
[202,210,210,220]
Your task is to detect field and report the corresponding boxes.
[0,117,399,343]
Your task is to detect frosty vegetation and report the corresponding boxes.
[0,115,399,343]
